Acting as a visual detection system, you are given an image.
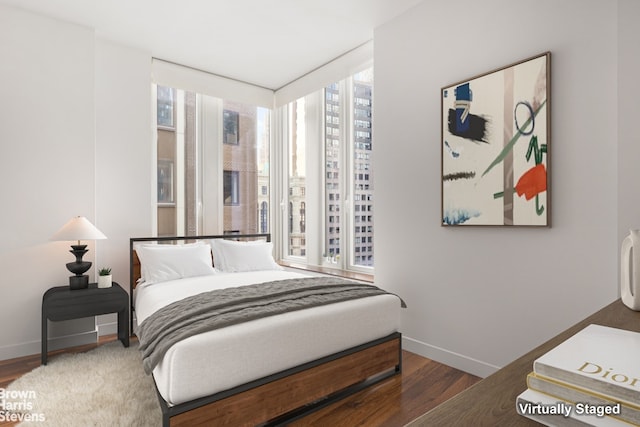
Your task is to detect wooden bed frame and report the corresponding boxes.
[129,234,402,426]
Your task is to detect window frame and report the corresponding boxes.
[275,69,374,275]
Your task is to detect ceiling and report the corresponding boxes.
[1,0,422,90]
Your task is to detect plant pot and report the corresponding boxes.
[98,275,112,288]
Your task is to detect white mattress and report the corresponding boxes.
[134,270,401,406]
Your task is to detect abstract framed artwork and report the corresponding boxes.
[441,52,551,226]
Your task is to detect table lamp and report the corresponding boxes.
[50,216,107,290]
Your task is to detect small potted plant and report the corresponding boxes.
[98,267,112,288]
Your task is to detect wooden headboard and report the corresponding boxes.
[129,233,271,329]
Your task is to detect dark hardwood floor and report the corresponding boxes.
[0,336,481,426]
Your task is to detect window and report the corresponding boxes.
[260,201,268,233]
[155,85,270,237]
[289,202,294,233]
[156,63,373,273]
[157,86,175,128]
[324,68,374,268]
[157,159,174,204]
[223,110,239,145]
[278,66,374,272]
[224,170,239,205]
[324,82,341,262]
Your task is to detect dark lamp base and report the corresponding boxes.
[69,275,89,290]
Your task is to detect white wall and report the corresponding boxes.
[0,6,97,359]
[0,5,152,360]
[374,0,621,376]
[617,0,640,241]
[94,39,153,335]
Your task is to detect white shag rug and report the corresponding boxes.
[4,342,162,426]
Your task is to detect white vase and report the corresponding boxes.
[620,230,640,310]
[98,275,112,288]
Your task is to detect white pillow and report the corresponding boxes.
[136,242,215,284]
[210,239,282,273]
[134,242,205,283]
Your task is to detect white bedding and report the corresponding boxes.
[134,270,401,406]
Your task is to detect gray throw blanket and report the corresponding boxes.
[137,276,405,374]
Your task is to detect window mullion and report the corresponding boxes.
[303,91,323,265]
[341,78,353,270]
[271,106,287,261]
[199,95,224,235]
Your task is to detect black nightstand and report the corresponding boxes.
[41,282,129,365]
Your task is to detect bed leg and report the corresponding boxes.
[396,336,403,373]
[155,384,172,427]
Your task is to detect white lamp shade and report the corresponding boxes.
[50,216,107,242]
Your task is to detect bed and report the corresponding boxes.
[129,234,403,426]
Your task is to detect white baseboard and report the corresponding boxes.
[402,335,500,378]
[0,331,98,362]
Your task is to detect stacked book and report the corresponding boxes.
[516,324,640,426]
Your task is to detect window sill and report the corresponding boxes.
[278,260,373,283]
